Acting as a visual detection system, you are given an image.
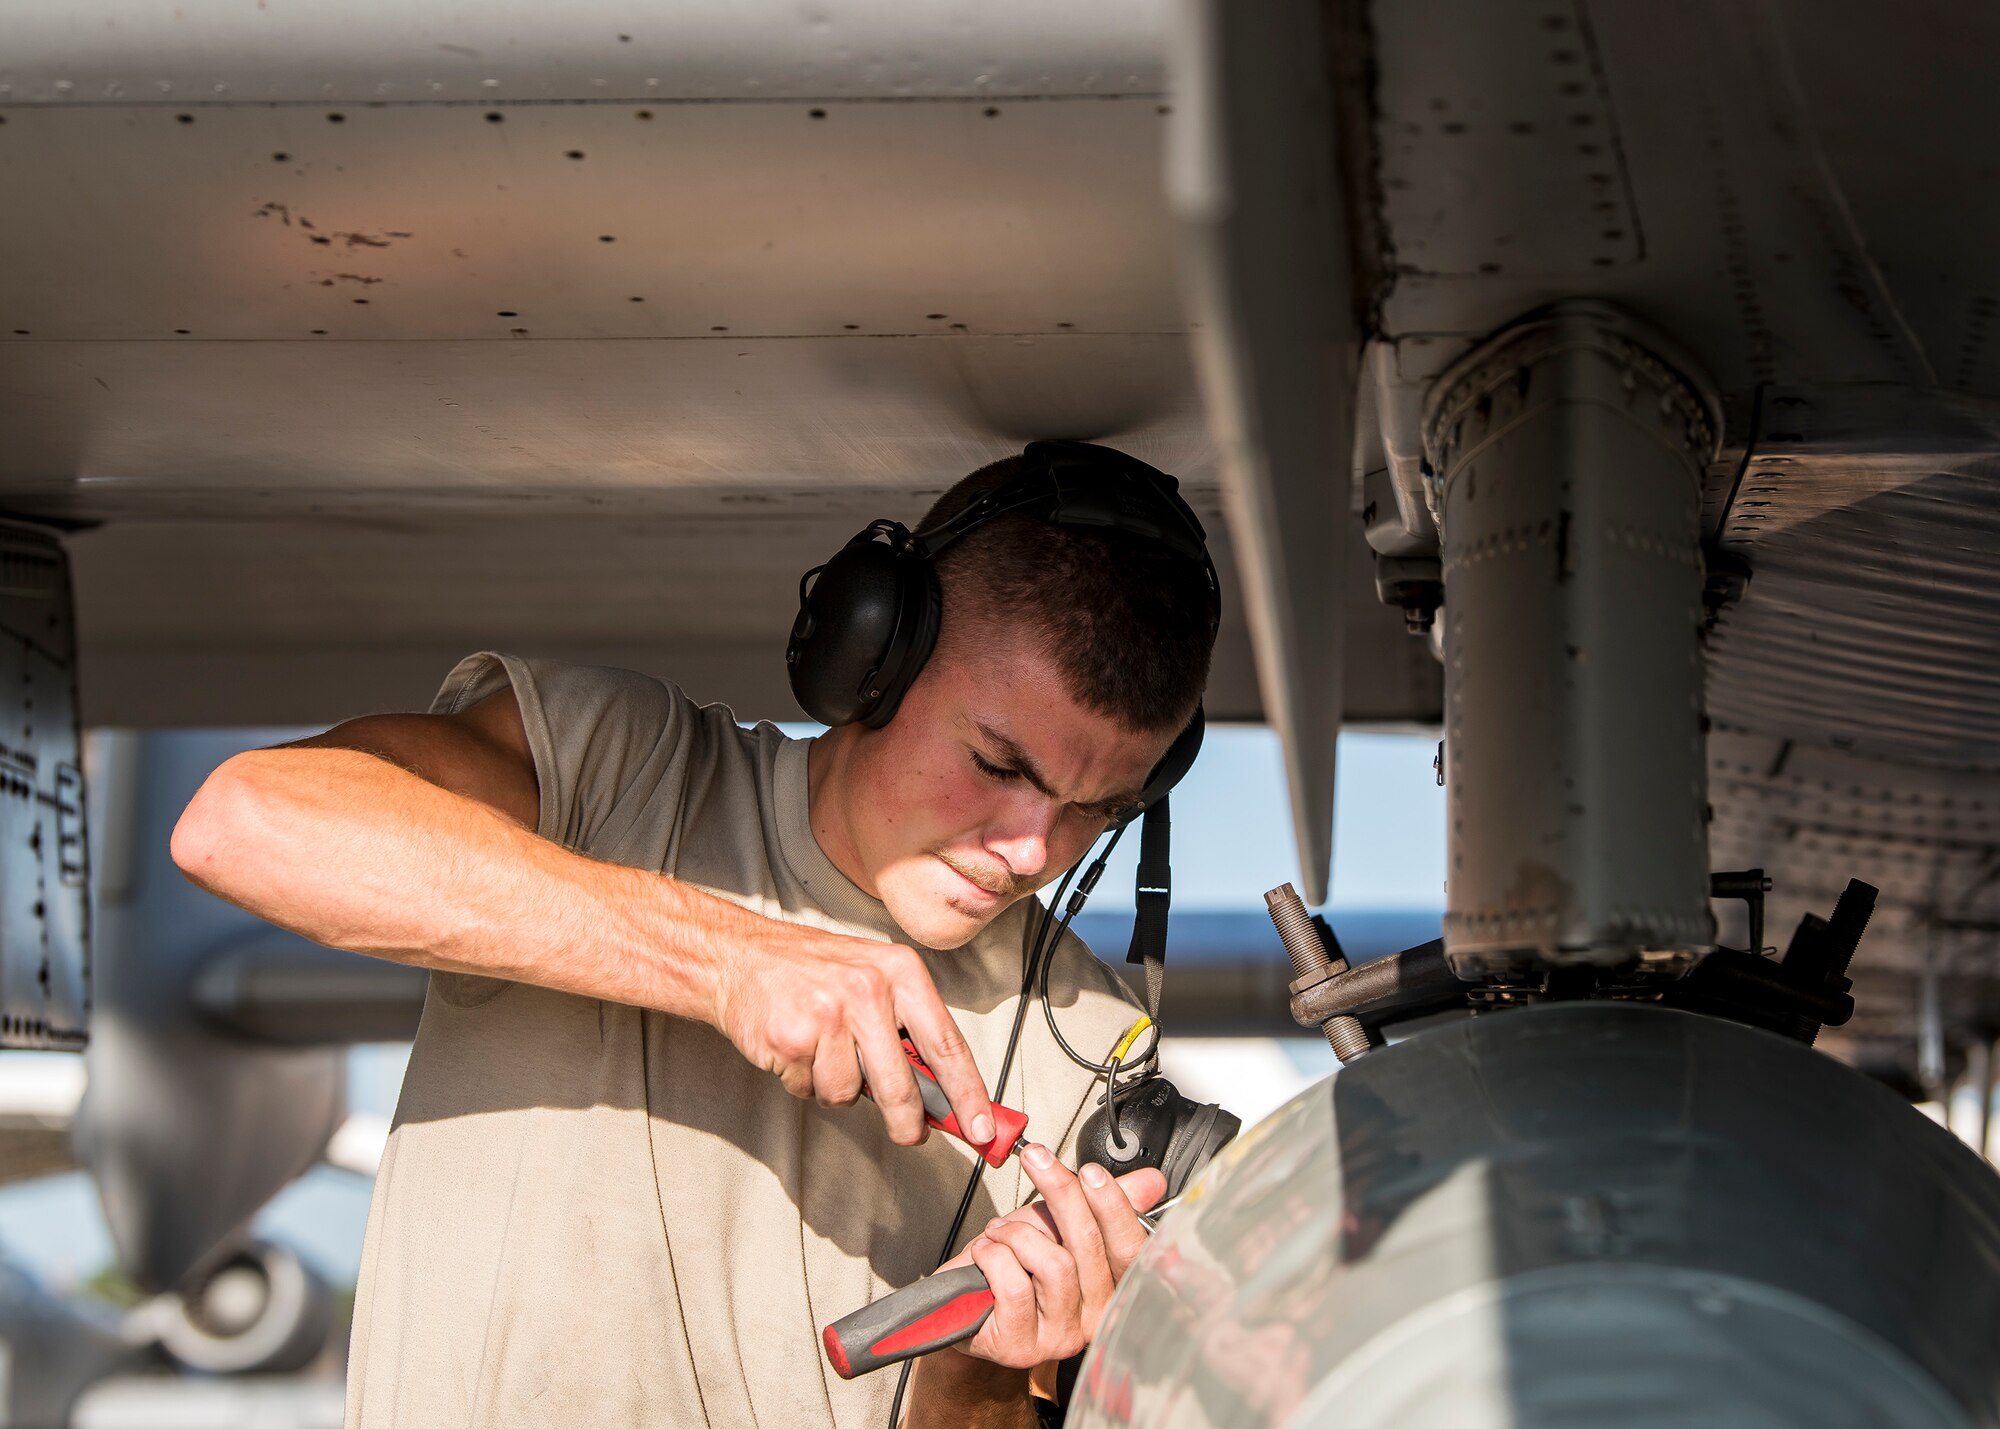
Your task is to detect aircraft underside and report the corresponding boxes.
[3,0,2000,1423]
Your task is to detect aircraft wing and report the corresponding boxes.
[1,0,1997,1075]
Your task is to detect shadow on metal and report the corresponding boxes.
[1071,1002,2000,1427]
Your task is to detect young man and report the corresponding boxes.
[171,443,1219,1427]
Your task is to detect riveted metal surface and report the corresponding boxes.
[1424,303,1716,974]
[0,100,1181,341]
[1351,0,2000,1045]
[1370,0,1643,278]
[1363,0,1968,398]
[0,41,1230,724]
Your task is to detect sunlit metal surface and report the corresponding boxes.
[1424,304,1717,976]
[1074,1004,2000,1427]
[1167,0,1358,903]
[0,102,1180,343]
[2,1,1166,104]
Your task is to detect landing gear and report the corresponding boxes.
[1422,301,1722,984]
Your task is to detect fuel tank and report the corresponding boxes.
[1071,1003,2000,1428]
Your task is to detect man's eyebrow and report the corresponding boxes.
[974,722,1058,800]
[973,721,1145,818]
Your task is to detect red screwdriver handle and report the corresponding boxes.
[822,1264,994,1379]
[897,1037,1029,1169]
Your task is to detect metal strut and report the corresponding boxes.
[1422,300,1723,982]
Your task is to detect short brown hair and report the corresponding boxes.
[920,454,1216,733]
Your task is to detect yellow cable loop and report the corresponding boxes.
[1108,1016,1154,1066]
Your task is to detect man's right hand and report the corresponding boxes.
[711,926,996,1149]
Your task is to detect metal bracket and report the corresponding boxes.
[0,522,89,1050]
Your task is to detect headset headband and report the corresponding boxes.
[916,442,1219,625]
[785,440,1218,733]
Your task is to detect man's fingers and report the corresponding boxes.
[1017,1144,1112,1310]
[897,985,995,1147]
[978,1165,1165,1247]
[966,1235,1037,1366]
[1080,1161,1159,1273]
[776,1061,816,1100]
[810,1037,863,1108]
[1109,1165,1170,1216]
[986,1220,1083,1354]
[852,1012,927,1145]
[943,1160,1168,1368]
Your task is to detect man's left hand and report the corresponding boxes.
[948,1146,1167,1369]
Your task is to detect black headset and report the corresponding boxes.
[785,439,1218,819]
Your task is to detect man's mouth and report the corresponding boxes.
[936,854,1012,901]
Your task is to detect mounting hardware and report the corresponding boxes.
[1661,879,1876,1046]
[1710,867,1772,956]
[1265,884,1377,1061]
[1701,547,1754,630]
[1373,553,1443,635]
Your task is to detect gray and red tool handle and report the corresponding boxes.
[822,1042,1027,1378]
[822,1264,994,1378]
[895,1036,1029,1169]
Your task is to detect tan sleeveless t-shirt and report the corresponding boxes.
[343,653,1143,1428]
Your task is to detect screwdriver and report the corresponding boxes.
[821,1193,1184,1378]
[880,1036,1029,1169]
[822,1040,1029,1380]
[824,1263,994,1378]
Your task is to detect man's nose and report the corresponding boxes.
[985,796,1062,882]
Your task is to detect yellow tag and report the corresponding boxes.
[1108,1016,1154,1065]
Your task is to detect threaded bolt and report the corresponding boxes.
[1265,883,1373,1063]
[1266,882,1328,982]
[1324,1015,1374,1062]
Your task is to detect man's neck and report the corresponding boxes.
[805,726,880,899]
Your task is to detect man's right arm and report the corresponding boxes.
[169,689,996,1148]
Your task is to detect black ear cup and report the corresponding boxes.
[1074,1075,1241,1200]
[786,528,941,728]
[789,443,1219,734]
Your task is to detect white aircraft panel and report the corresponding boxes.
[2,0,1167,104]
[0,99,1180,342]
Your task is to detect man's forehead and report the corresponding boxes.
[931,637,1168,773]
[965,712,1159,803]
